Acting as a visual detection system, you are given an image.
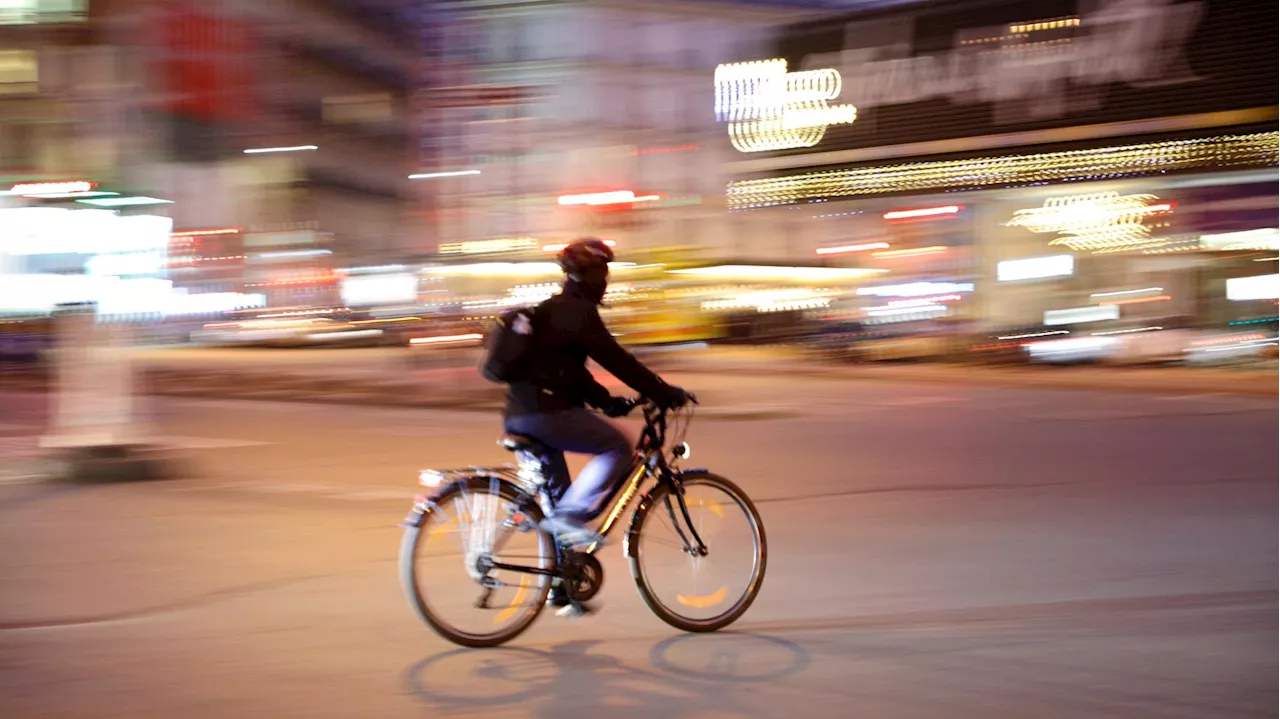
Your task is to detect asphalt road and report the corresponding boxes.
[0,374,1275,718]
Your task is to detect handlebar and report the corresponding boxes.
[622,392,698,415]
[622,393,697,456]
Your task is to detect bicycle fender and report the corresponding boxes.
[623,488,661,560]
[398,475,505,530]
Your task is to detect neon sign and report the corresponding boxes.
[714,59,858,153]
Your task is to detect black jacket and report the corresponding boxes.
[504,281,678,416]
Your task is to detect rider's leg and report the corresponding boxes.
[504,408,632,536]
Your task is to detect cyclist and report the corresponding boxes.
[503,238,691,560]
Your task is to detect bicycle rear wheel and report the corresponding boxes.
[400,476,554,647]
[626,472,766,632]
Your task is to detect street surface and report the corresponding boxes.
[0,373,1276,718]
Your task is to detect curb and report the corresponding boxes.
[2,361,1274,406]
[658,359,1278,397]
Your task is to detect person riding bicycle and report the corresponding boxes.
[503,237,692,558]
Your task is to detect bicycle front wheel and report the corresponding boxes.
[627,472,766,632]
[400,476,554,648]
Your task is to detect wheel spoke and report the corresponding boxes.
[631,475,765,632]
[401,478,555,648]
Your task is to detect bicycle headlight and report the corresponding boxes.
[673,442,691,460]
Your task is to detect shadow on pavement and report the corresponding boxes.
[402,633,810,716]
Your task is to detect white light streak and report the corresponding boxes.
[1090,287,1163,298]
[409,333,484,345]
[1092,326,1164,336]
[76,196,173,207]
[244,145,319,154]
[408,169,481,179]
[816,242,889,255]
[883,205,962,220]
[998,330,1070,340]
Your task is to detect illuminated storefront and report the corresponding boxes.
[719,0,1279,333]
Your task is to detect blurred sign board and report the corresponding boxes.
[439,238,538,255]
[146,0,259,122]
[768,0,1276,157]
[423,85,535,109]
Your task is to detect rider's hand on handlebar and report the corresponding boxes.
[601,396,637,418]
[659,386,696,410]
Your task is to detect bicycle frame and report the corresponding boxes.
[476,449,669,578]
[404,402,708,582]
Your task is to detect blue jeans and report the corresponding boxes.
[504,408,634,524]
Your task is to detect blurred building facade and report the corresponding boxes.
[716,0,1279,334]
[428,0,806,261]
[2,0,431,310]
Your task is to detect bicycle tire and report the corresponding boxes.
[626,471,767,633]
[400,475,553,648]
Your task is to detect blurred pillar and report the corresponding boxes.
[40,303,173,482]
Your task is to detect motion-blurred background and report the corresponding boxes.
[0,0,1276,367]
[0,5,1276,718]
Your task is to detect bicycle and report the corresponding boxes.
[398,397,767,648]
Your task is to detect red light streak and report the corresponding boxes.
[887,294,962,307]
[172,227,242,236]
[1098,294,1171,306]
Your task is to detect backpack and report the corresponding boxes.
[478,305,537,383]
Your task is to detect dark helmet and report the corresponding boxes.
[557,237,614,280]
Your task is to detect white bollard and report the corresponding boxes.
[40,303,169,482]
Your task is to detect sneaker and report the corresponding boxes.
[555,602,593,619]
[546,582,570,608]
[538,516,605,549]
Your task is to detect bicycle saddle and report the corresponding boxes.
[499,433,551,453]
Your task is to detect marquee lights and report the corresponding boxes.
[714,58,858,153]
[1006,192,1174,253]
[726,132,1278,209]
